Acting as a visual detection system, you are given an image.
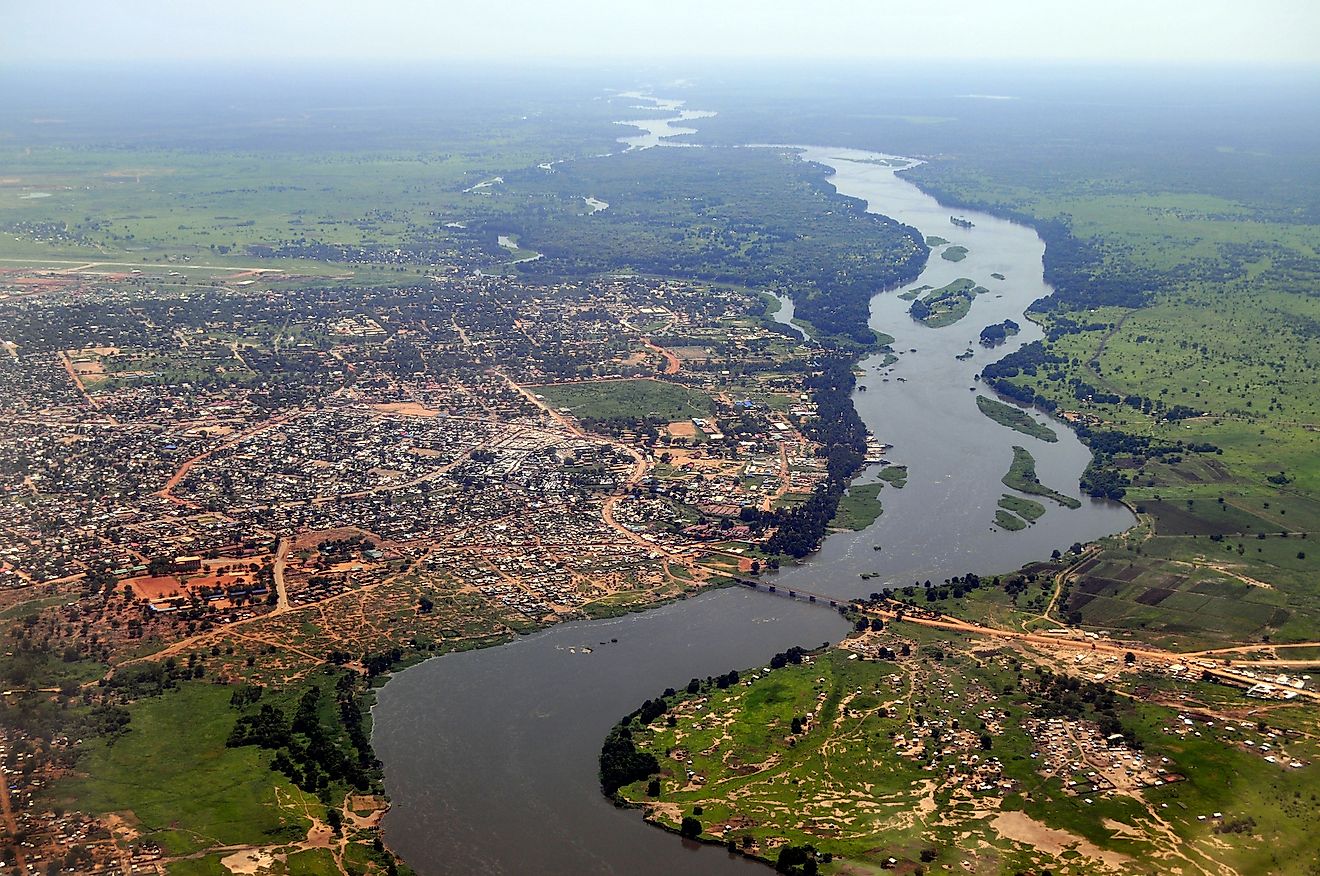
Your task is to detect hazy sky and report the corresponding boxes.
[5,0,1318,66]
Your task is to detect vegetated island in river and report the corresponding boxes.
[907,278,986,328]
[995,493,1047,529]
[1002,445,1080,508]
[876,464,908,488]
[976,395,1057,442]
[940,245,969,262]
[828,465,908,531]
[978,318,1019,347]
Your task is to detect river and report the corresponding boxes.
[373,106,1135,876]
[613,91,716,150]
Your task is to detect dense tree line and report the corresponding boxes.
[226,671,380,801]
[598,724,660,797]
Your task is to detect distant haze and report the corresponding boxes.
[5,0,1318,66]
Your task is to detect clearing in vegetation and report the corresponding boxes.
[534,378,713,423]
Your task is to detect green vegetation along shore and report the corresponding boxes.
[604,626,1320,874]
[830,483,884,530]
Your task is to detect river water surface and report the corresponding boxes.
[373,107,1134,876]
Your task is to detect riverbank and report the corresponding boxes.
[374,117,1134,876]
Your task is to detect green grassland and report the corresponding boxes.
[976,395,1058,442]
[830,483,884,530]
[534,378,713,422]
[999,493,1046,522]
[0,82,630,280]
[877,464,908,487]
[994,509,1027,530]
[612,632,1320,874]
[0,149,502,274]
[54,683,312,856]
[1062,530,1320,648]
[1003,446,1082,509]
[996,492,1046,529]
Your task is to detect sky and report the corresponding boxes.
[4,0,1318,66]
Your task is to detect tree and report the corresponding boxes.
[1124,652,1136,665]
[680,816,702,839]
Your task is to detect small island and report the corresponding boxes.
[925,235,950,246]
[908,278,986,328]
[977,395,1058,442]
[1002,445,1081,508]
[940,245,969,262]
[979,319,1020,347]
[876,464,908,488]
[950,215,975,228]
[995,493,1047,529]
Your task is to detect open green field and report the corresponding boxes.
[54,683,312,856]
[534,378,713,422]
[830,482,883,530]
[1003,446,1082,509]
[1064,531,1320,647]
[977,395,1057,442]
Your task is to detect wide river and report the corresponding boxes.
[373,110,1135,875]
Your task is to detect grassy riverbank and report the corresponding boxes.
[830,483,884,530]
[607,629,1320,875]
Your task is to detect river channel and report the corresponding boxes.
[373,105,1135,875]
